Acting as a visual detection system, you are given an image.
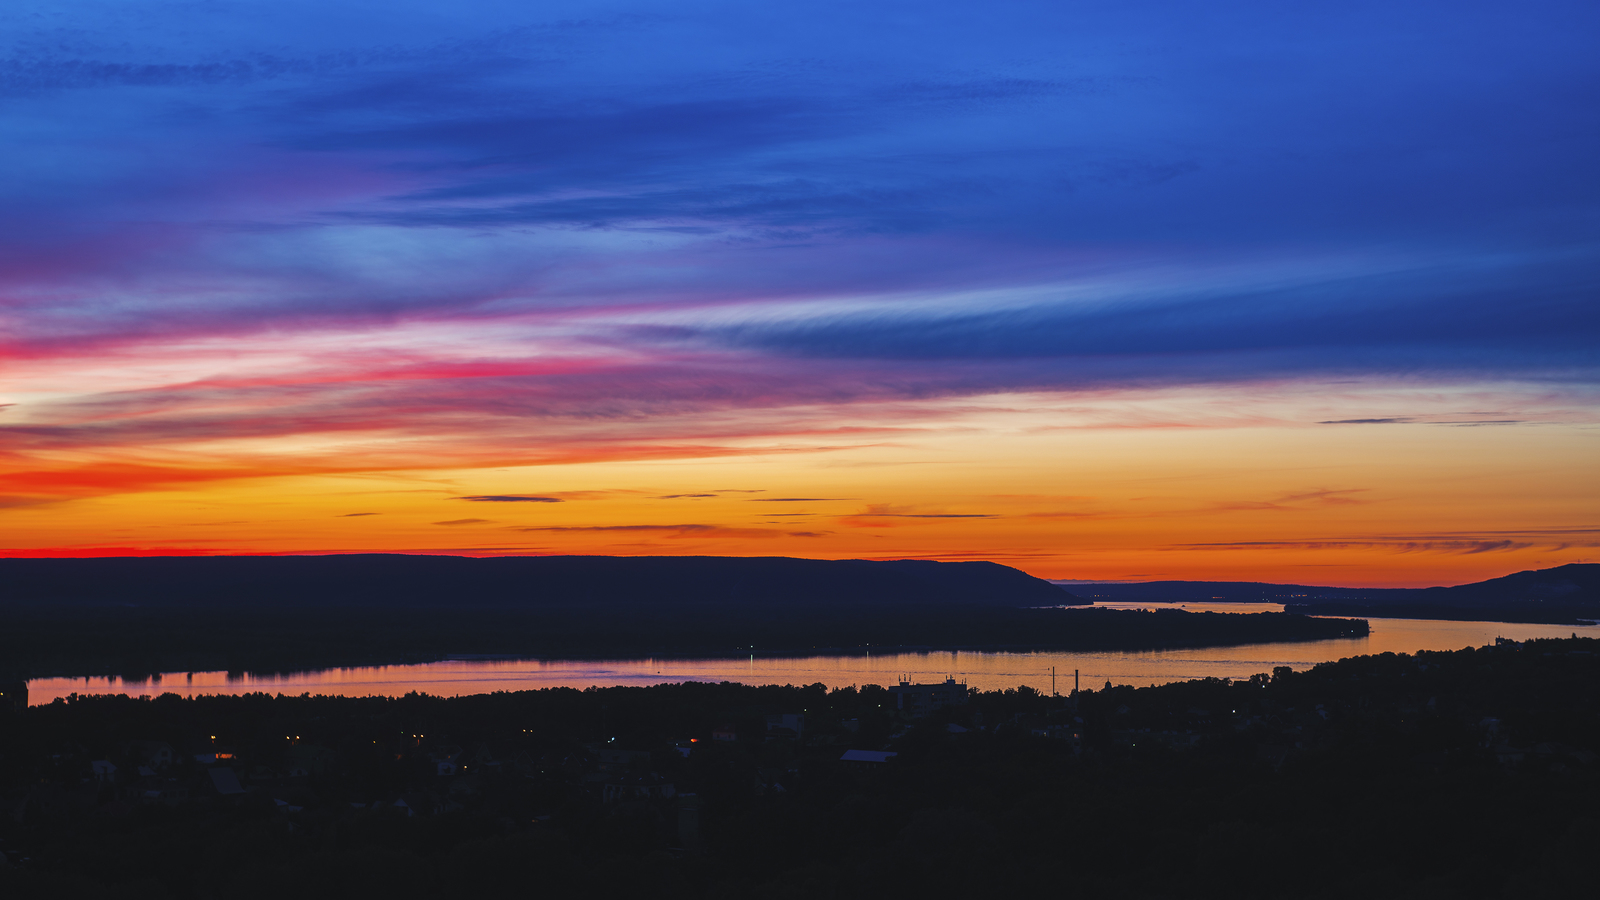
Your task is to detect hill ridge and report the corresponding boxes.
[1064,563,1600,615]
[0,553,1082,610]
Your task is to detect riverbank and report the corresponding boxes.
[1290,602,1598,625]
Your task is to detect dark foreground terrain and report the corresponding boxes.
[0,555,1366,677]
[3,636,1596,899]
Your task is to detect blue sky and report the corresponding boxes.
[5,0,1595,371]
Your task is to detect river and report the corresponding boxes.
[26,603,1600,704]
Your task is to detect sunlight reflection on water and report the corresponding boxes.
[27,608,1600,704]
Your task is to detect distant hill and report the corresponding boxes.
[0,554,1083,611]
[1405,563,1600,608]
[1066,564,1600,624]
[1064,580,1401,603]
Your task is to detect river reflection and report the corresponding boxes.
[27,609,1600,704]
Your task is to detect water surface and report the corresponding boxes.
[28,610,1598,704]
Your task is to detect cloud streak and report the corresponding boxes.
[510,523,822,539]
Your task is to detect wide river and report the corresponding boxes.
[27,603,1600,705]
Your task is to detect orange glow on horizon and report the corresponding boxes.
[4,386,1595,589]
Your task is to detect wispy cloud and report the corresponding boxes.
[1211,488,1372,512]
[510,523,820,539]
[1320,416,1529,427]
[1174,536,1600,555]
[834,504,998,527]
[858,513,996,518]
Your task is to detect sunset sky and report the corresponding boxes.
[2,0,1596,586]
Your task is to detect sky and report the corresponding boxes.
[1,0,1597,586]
